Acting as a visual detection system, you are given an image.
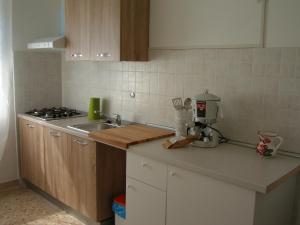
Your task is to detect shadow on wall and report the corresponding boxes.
[0,106,18,183]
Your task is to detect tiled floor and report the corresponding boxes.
[0,182,84,225]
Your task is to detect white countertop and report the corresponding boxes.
[18,114,300,194]
[128,139,300,193]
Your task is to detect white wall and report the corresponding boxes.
[12,0,63,51]
[0,85,18,183]
[0,0,63,184]
[14,51,62,114]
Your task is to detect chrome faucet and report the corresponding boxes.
[113,114,122,126]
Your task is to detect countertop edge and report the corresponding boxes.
[127,148,268,193]
[266,165,300,193]
[18,114,128,150]
[18,114,93,140]
[18,114,300,194]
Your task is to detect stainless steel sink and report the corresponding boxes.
[67,122,121,133]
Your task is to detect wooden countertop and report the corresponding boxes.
[18,114,300,194]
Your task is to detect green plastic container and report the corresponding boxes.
[88,97,101,120]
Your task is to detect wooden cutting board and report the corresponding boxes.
[89,124,175,149]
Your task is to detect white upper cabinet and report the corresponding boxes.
[265,0,300,47]
[150,0,265,49]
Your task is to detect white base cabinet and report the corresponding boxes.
[126,152,296,225]
[126,177,166,225]
[166,166,255,225]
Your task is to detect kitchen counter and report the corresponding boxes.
[128,138,300,193]
[18,114,126,147]
[18,114,300,194]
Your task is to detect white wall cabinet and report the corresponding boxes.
[150,0,265,49]
[265,0,300,47]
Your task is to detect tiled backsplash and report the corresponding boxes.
[14,51,62,114]
[62,48,300,154]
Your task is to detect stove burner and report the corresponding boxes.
[26,107,86,121]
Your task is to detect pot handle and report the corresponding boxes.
[217,103,224,120]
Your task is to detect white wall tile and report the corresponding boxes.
[61,48,300,155]
[14,51,62,113]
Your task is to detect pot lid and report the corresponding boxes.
[194,90,221,101]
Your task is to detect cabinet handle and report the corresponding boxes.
[96,52,111,58]
[170,171,177,177]
[71,53,83,58]
[141,162,148,167]
[73,139,88,146]
[50,131,60,137]
[127,184,135,190]
[26,124,35,128]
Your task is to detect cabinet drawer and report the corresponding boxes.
[127,153,167,191]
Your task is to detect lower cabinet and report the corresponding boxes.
[64,134,97,220]
[126,177,166,225]
[19,119,45,191]
[44,128,67,202]
[19,118,126,222]
[126,152,167,225]
[44,128,97,220]
[166,166,256,225]
[126,153,296,225]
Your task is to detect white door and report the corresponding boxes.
[126,177,166,225]
[166,166,256,225]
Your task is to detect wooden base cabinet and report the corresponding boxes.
[64,135,97,220]
[44,129,97,220]
[44,128,67,203]
[19,119,45,191]
[19,118,126,222]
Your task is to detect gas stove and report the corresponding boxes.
[25,107,87,121]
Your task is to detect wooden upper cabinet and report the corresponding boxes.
[65,0,90,60]
[65,0,149,61]
[90,0,120,61]
[120,0,150,61]
[19,119,45,191]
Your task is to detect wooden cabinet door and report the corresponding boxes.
[126,177,166,225]
[19,119,45,190]
[166,166,256,225]
[44,128,67,203]
[64,135,97,220]
[65,0,90,60]
[89,0,120,61]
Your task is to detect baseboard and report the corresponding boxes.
[0,179,20,190]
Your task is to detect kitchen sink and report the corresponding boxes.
[67,122,121,133]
